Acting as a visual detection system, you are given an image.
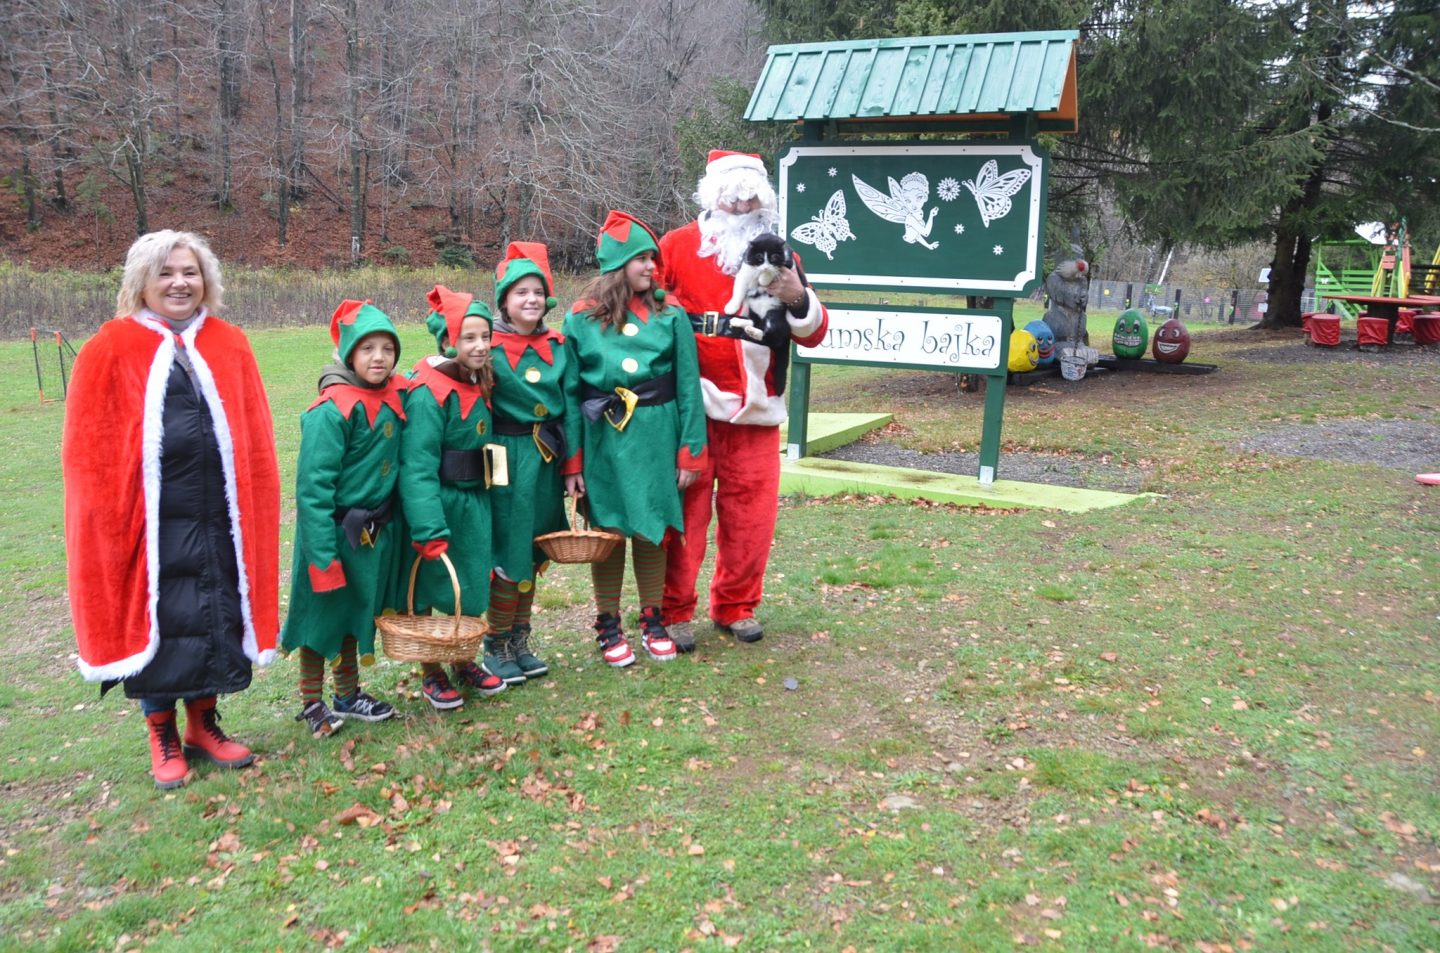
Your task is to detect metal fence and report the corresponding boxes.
[1079,279,1317,324]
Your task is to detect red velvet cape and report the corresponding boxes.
[62,313,281,681]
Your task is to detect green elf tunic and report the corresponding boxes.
[399,358,493,617]
[280,371,407,662]
[490,328,569,582]
[561,296,707,544]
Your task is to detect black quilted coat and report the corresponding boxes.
[117,361,253,701]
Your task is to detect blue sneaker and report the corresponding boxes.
[332,690,395,722]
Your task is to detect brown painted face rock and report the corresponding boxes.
[1152,316,1190,363]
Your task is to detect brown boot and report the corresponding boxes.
[182,697,255,769]
[146,709,190,789]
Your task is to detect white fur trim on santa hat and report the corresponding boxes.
[706,150,766,177]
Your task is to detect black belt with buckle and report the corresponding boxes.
[581,372,676,428]
[493,415,566,463]
[687,311,750,339]
[439,448,486,483]
[333,492,396,549]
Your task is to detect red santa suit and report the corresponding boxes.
[63,312,280,684]
[657,219,827,627]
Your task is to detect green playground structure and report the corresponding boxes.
[1315,220,1440,319]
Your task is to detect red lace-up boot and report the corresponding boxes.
[146,709,190,789]
[182,697,255,769]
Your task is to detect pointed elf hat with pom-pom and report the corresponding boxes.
[495,241,558,313]
[595,211,661,275]
[425,284,491,357]
[330,299,401,366]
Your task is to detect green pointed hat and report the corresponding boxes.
[330,299,400,366]
[595,210,660,274]
[425,284,491,357]
[495,241,558,313]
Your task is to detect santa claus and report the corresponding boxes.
[657,149,828,648]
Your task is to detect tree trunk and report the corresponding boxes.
[288,0,308,200]
[345,0,363,265]
[20,145,41,229]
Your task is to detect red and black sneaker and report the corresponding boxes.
[452,659,507,697]
[421,670,465,710]
[638,606,677,662]
[593,612,635,668]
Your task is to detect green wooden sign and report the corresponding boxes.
[778,143,1048,295]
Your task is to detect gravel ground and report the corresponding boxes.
[1233,419,1440,474]
[818,442,1150,491]
[818,330,1440,484]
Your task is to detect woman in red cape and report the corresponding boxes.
[62,230,279,789]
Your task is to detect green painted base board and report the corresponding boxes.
[779,456,1148,513]
[779,412,892,455]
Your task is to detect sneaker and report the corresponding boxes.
[332,690,395,722]
[667,620,696,654]
[722,616,765,643]
[638,606,677,662]
[593,612,635,668]
[510,624,549,678]
[482,633,527,685]
[421,671,465,710]
[451,660,506,697]
[296,699,345,739]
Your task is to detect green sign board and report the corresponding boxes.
[778,143,1049,295]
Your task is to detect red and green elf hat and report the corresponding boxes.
[495,241,558,314]
[425,284,491,357]
[595,210,660,274]
[330,299,401,366]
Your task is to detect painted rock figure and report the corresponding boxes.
[1042,250,1090,347]
[1152,316,1191,363]
[1112,308,1149,359]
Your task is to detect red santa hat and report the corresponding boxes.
[696,149,776,212]
[705,150,766,178]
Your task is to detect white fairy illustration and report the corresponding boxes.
[851,172,939,250]
[787,189,856,261]
[962,160,1032,228]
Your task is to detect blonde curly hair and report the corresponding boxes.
[115,230,225,319]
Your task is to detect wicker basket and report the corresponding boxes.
[534,497,622,564]
[376,552,487,662]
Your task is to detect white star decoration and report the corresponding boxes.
[954,223,965,235]
[827,167,837,177]
[993,244,1004,255]
[796,183,806,193]
[937,177,961,202]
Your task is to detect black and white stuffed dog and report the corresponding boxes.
[723,233,797,395]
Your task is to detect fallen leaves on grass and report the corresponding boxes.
[334,803,383,828]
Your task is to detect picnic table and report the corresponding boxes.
[1321,293,1440,344]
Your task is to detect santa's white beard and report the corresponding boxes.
[697,207,777,276]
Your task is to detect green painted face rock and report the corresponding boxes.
[1113,308,1149,359]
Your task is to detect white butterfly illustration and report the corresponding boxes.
[788,189,856,261]
[962,160,1032,227]
[851,172,939,250]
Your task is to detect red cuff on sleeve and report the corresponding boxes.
[308,560,347,593]
[412,539,449,560]
[677,445,708,472]
[562,450,584,476]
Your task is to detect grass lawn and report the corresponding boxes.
[1,312,1437,952]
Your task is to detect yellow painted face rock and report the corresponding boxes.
[1008,328,1039,372]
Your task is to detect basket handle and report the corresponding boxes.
[566,494,594,533]
[406,550,463,634]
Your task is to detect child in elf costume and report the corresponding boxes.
[281,300,406,736]
[483,242,570,684]
[562,212,708,667]
[399,286,507,709]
